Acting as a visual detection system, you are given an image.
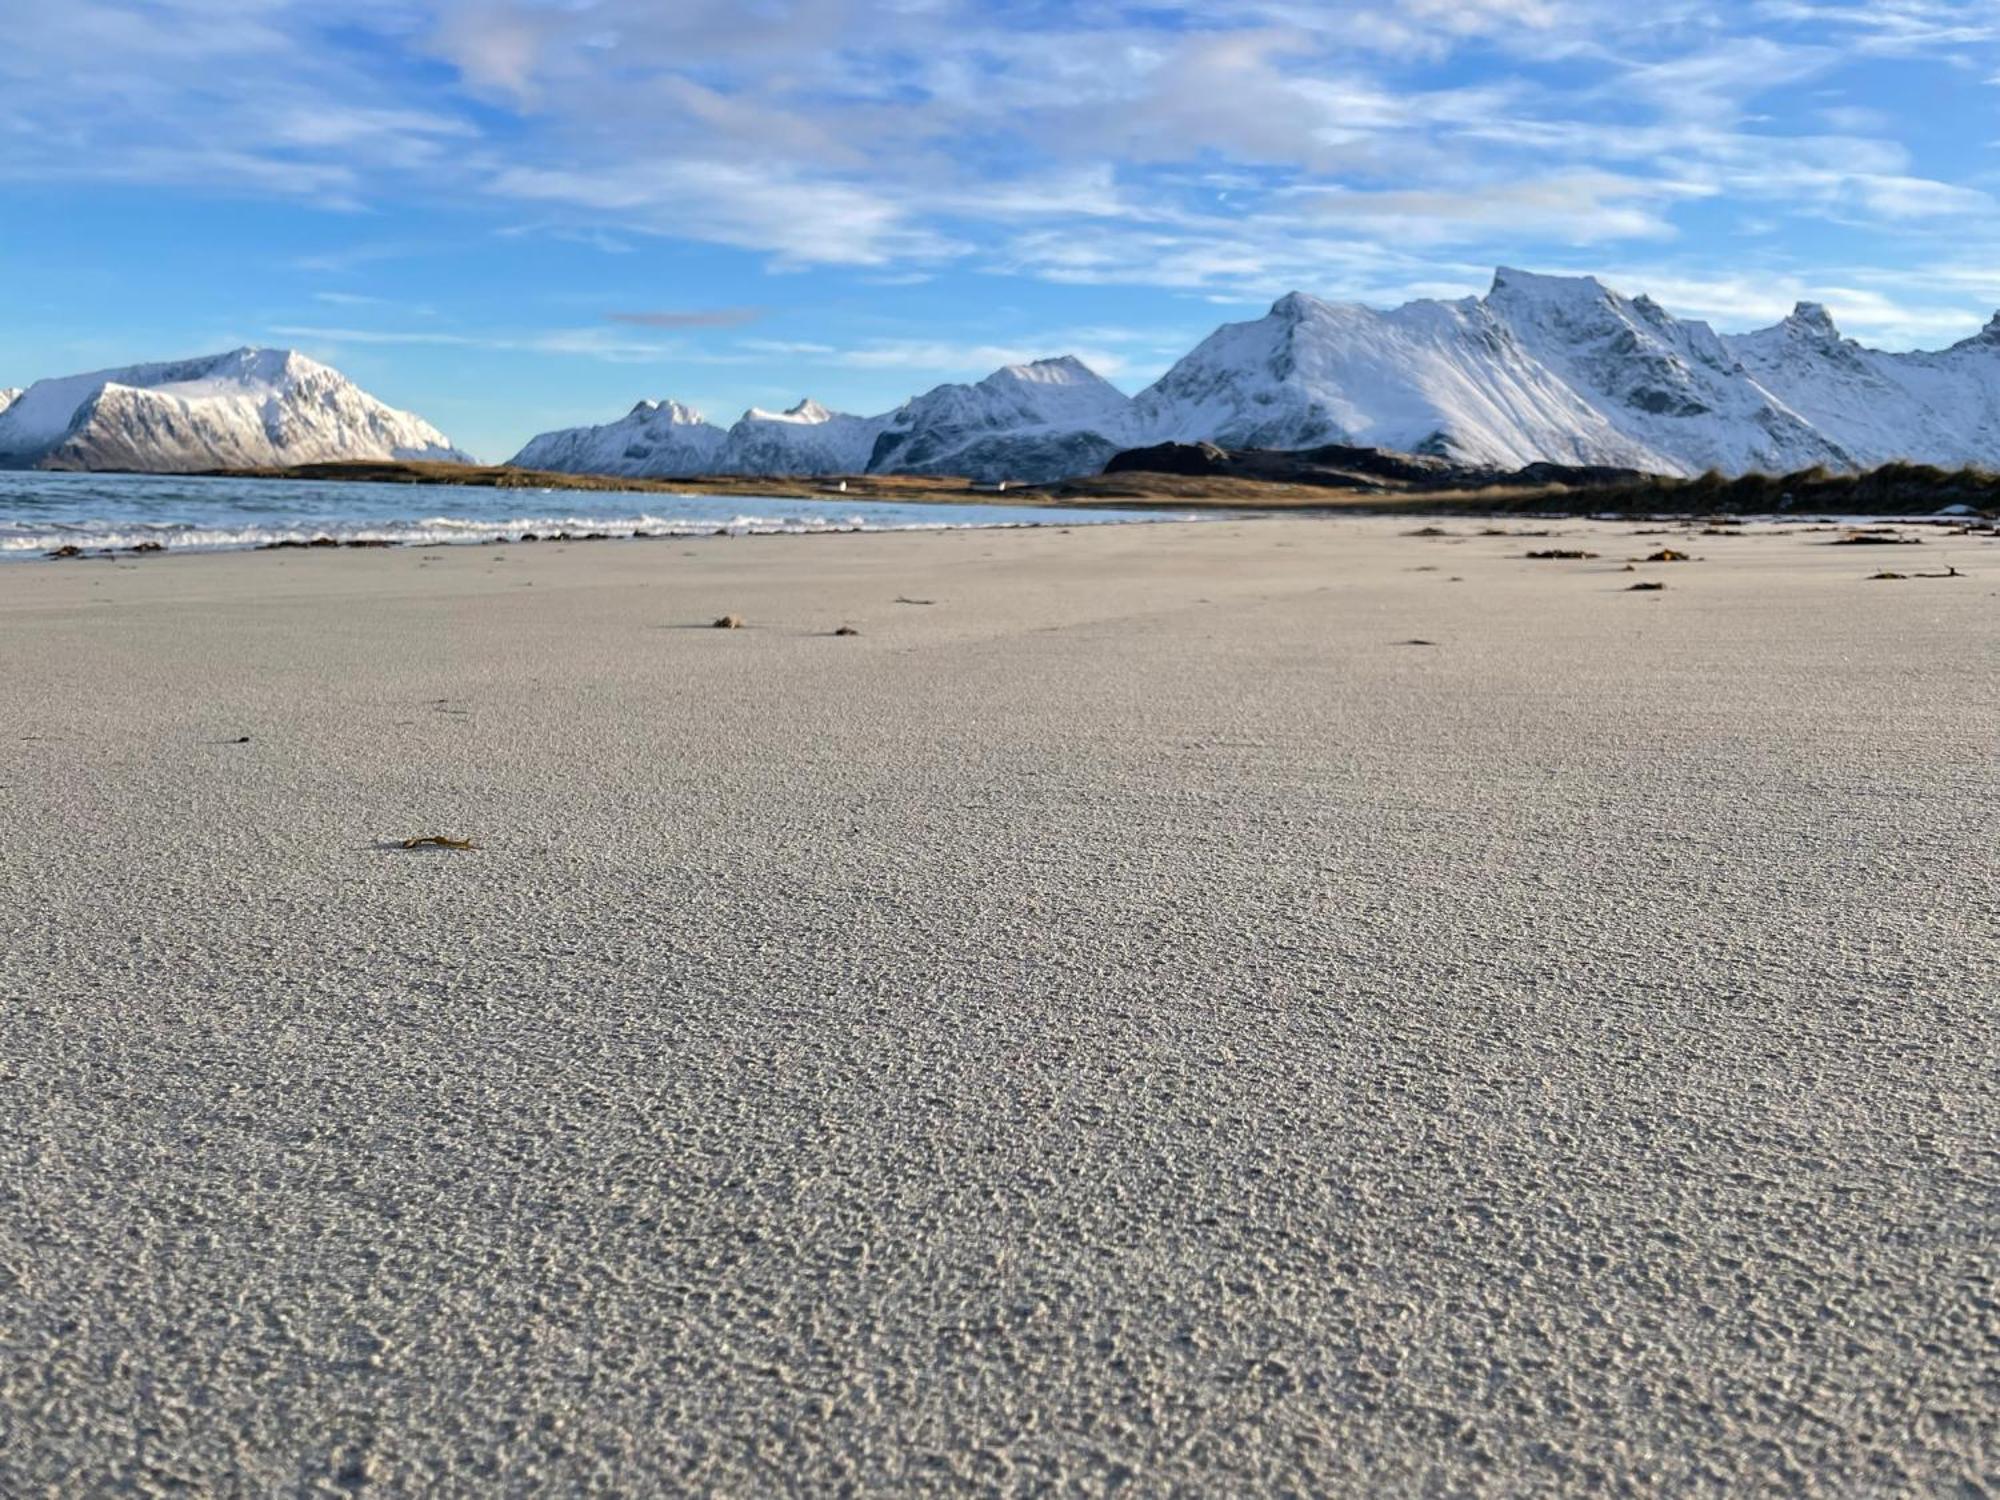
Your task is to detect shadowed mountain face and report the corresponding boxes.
[0,349,466,472]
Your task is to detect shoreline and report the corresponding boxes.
[6,461,1994,562]
[14,512,1200,563]
[13,507,1994,562]
[0,473,1200,561]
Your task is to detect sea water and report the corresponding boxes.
[0,472,1184,557]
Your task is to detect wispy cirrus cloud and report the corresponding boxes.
[2,0,1997,340]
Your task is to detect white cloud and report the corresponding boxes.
[488,162,962,268]
[1,0,1996,301]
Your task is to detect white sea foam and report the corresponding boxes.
[0,501,1186,558]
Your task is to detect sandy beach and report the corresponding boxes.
[2,516,1994,1493]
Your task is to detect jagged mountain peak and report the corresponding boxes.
[1267,290,1329,322]
[1953,311,2000,348]
[1784,302,1841,339]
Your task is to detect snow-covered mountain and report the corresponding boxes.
[508,269,2000,482]
[507,396,884,478]
[1724,304,2000,469]
[508,368,1136,484]
[868,357,1135,481]
[507,364,1130,483]
[1485,270,1847,474]
[0,388,20,420]
[511,398,727,477]
[1128,271,1854,476]
[0,348,467,471]
[1127,286,1658,468]
[722,399,886,475]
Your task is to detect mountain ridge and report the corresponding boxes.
[508,268,2000,483]
[505,356,1137,483]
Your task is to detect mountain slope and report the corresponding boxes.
[0,349,467,471]
[1128,287,1668,470]
[1482,269,1848,475]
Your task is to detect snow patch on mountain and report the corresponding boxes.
[0,348,467,471]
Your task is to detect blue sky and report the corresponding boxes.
[4,0,2000,460]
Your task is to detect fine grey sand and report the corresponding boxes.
[2,518,1995,1495]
